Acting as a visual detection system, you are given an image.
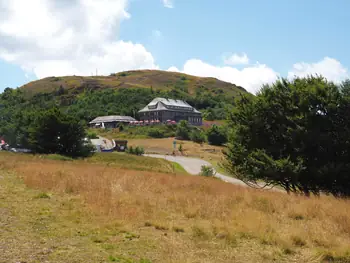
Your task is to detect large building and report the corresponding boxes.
[138,98,202,125]
[89,115,136,129]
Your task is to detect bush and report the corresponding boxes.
[127,145,144,156]
[200,165,216,177]
[135,146,145,155]
[176,120,190,140]
[206,125,227,146]
[178,144,183,153]
[190,129,206,143]
[127,146,134,154]
[87,131,98,139]
[147,128,165,138]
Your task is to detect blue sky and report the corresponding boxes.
[0,0,349,93]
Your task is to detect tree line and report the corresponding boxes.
[0,85,234,155]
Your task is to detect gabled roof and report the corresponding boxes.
[89,115,136,124]
[148,98,192,108]
[139,97,201,114]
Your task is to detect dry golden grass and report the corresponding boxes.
[1,153,350,262]
[128,137,224,162]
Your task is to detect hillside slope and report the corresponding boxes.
[21,70,247,97]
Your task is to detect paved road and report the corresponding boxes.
[145,154,247,187]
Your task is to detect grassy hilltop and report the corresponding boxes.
[20,69,247,97]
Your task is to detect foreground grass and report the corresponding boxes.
[1,153,350,262]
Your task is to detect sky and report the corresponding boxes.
[0,0,349,94]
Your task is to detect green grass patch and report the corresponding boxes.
[88,152,187,174]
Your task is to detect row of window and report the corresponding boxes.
[141,112,159,117]
[167,106,193,111]
[140,112,201,123]
[189,117,201,123]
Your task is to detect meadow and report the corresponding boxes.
[1,152,350,262]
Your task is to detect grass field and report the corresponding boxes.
[92,134,229,175]
[93,134,225,164]
[1,152,350,262]
[126,138,226,170]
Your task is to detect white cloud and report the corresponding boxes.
[162,0,173,8]
[288,57,349,83]
[223,53,249,65]
[168,56,349,94]
[167,66,180,72]
[171,59,279,94]
[0,0,158,79]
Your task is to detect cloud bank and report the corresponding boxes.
[288,57,349,84]
[0,0,158,79]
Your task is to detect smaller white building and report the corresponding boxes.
[89,115,136,129]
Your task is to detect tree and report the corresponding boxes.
[224,76,350,196]
[28,107,93,157]
[176,120,191,140]
[206,125,227,146]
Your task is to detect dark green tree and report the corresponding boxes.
[28,107,93,157]
[224,76,350,196]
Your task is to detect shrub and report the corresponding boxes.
[127,146,134,154]
[178,144,183,153]
[87,131,98,139]
[176,120,190,140]
[206,124,227,146]
[190,129,206,143]
[200,165,216,177]
[135,146,145,155]
[127,146,144,156]
[147,128,165,138]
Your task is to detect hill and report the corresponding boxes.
[0,70,248,146]
[21,70,247,97]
